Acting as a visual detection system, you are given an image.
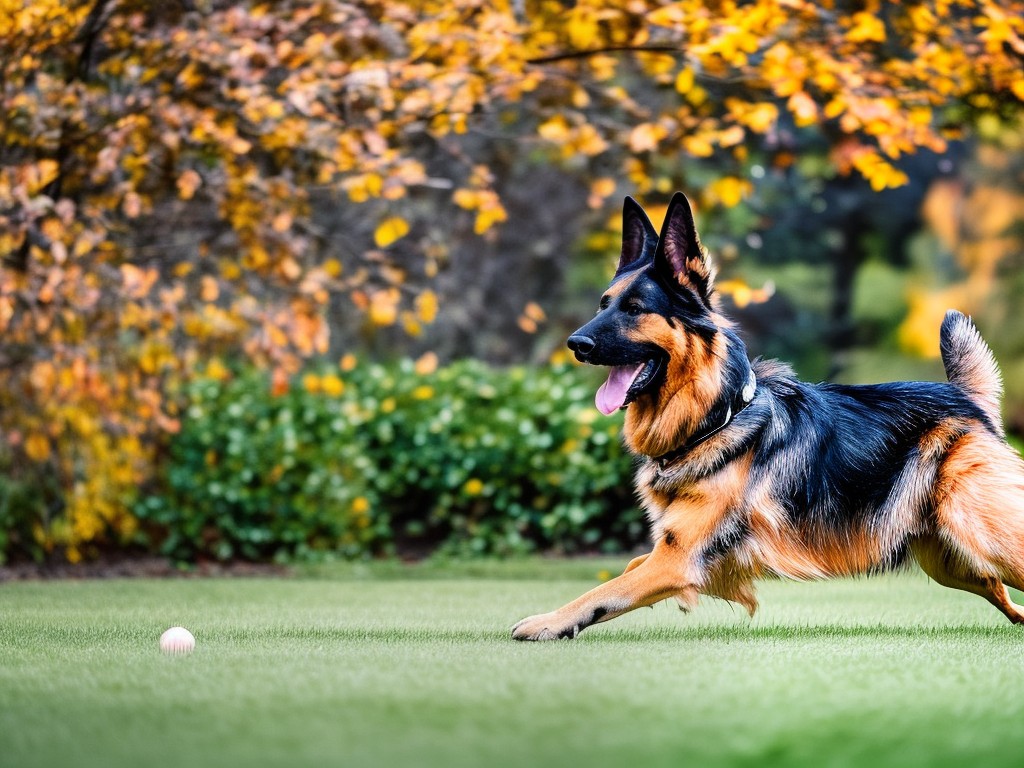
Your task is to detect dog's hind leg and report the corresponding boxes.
[926,434,1024,624]
[911,535,1024,624]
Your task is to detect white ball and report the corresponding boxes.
[160,626,196,654]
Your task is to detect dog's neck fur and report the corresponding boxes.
[624,325,754,459]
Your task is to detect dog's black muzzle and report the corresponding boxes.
[567,333,596,361]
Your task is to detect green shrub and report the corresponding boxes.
[0,449,63,565]
[136,359,645,562]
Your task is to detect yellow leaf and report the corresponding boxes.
[279,257,302,280]
[538,116,571,143]
[272,211,293,232]
[629,123,667,153]
[718,125,745,147]
[847,12,886,43]
[682,134,714,157]
[453,189,479,209]
[374,217,410,248]
[674,68,695,94]
[368,288,400,326]
[415,289,438,324]
[568,10,599,49]
[706,177,751,208]
[590,177,616,198]
[474,205,507,235]
[787,92,818,127]
[25,432,51,462]
[29,160,59,195]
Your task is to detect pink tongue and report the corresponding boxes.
[595,364,645,415]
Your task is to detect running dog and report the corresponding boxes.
[512,191,1024,640]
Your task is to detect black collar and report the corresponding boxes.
[654,368,757,470]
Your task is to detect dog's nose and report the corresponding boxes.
[567,334,596,356]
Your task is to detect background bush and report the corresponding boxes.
[0,448,64,565]
[134,359,646,563]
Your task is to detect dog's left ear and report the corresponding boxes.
[654,192,714,306]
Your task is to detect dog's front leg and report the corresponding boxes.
[511,540,694,641]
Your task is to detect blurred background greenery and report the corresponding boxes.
[0,0,1022,565]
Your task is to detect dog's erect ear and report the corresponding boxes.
[615,196,658,277]
[654,191,713,305]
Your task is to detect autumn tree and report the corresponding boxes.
[1,0,1021,559]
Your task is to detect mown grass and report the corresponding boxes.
[2,563,1023,768]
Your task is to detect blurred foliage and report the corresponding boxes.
[133,359,643,563]
[0,0,1021,561]
[0,446,63,565]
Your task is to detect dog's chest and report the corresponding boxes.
[634,457,749,536]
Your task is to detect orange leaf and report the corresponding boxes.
[176,169,202,200]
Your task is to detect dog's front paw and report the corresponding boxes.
[511,611,581,641]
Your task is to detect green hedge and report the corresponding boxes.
[0,449,63,564]
[135,360,646,562]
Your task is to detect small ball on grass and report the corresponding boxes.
[160,626,196,655]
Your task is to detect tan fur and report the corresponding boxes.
[910,534,1024,623]
[624,319,726,456]
[932,432,1024,588]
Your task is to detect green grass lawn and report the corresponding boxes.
[2,561,1024,768]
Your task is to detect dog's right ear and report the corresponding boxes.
[615,196,658,277]
[653,191,713,306]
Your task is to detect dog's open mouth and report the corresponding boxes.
[595,358,662,415]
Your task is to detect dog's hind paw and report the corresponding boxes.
[511,612,579,641]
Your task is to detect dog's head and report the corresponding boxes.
[569,192,725,417]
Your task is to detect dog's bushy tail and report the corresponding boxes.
[940,310,1004,436]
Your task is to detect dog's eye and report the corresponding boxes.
[625,303,644,316]
[598,296,611,313]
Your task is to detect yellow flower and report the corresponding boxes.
[321,373,345,397]
[412,385,434,400]
[302,373,321,394]
[380,397,396,414]
[205,358,230,381]
[351,497,370,515]
[463,478,484,497]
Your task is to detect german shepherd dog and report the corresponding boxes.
[512,191,1024,640]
